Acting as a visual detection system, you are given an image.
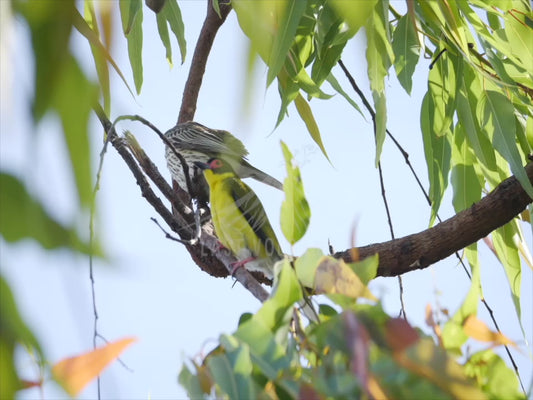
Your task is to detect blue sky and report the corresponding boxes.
[1,2,531,398]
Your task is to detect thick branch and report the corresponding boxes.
[335,163,533,276]
[178,1,232,123]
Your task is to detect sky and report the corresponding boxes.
[1,2,532,399]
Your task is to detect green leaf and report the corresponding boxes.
[465,350,523,400]
[365,3,393,94]
[392,14,420,94]
[325,73,365,119]
[178,364,205,398]
[51,55,98,209]
[456,72,496,168]
[480,90,533,198]
[73,10,135,101]
[206,354,239,399]
[156,12,172,65]
[347,254,379,286]
[428,50,459,137]
[450,123,483,213]
[83,2,110,114]
[267,1,307,86]
[442,245,481,354]
[492,221,523,334]
[420,93,452,226]
[0,275,43,399]
[280,141,311,245]
[161,0,186,65]
[328,0,376,37]
[16,0,76,120]
[120,0,143,93]
[0,173,97,255]
[294,247,324,288]
[294,93,331,162]
[373,90,387,166]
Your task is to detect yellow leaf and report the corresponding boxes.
[52,337,136,397]
[315,257,376,301]
[463,316,515,346]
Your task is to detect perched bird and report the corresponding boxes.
[194,158,283,279]
[164,122,282,204]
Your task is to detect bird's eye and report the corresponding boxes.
[211,159,223,169]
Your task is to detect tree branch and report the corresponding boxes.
[178,1,232,123]
[335,163,533,276]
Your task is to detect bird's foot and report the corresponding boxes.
[230,257,256,275]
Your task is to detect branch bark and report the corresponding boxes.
[335,163,533,276]
[178,1,232,123]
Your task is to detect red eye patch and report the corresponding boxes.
[210,159,223,169]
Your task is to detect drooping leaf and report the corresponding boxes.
[0,173,97,255]
[52,337,136,397]
[51,55,98,209]
[161,0,186,64]
[73,10,135,101]
[119,0,143,93]
[420,93,452,226]
[392,14,420,94]
[0,275,43,400]
[463,316,515,346]
[266,1,307,86]
[294,93,331,162]
[492,221,524,334]
[326,73,365,119]
[328,0,376,37]
[280,141,311,245]
[480,90,533,198]
[156,11,172,64]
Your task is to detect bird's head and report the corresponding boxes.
[194,158,235,175]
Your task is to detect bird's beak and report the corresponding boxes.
[194,161,210,170]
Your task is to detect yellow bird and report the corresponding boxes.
[195,158,283,279]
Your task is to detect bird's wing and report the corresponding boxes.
[169,122,249,159]
[228,177,282,258]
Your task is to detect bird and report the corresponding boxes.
[194,157,283,279]
[164,122,282,205]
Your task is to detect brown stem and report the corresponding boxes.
[178,1,232,123]
[335,163,533,276]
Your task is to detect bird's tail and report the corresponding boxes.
[240,161,283,191]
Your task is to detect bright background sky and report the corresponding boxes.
[1,2,531,399]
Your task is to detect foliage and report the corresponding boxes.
[1,0,531,398]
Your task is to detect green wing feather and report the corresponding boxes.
[228,177,282,259]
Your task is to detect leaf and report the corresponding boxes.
[326,73,365,119]
[480,90,533,198]
[347,254,379,286]
[465,350,523,400]
[161,0,186,65]
[294,247,324,288]
[315,257,376,302]
[53,337,136,397]
[372,90,387,166]
[328,0,376,37]
[280,141,311,245]
[420,93,452,226]
[83,2,111,113]
[119,0,143,94]
[156,12,172,65]
[0,173,97,255]
[294,93,331,162]
[267,1,307,86]
[492,221,524,334]
[394,338,487,400]
[51,55,98,209]
[16,0,76,121]
[463,316,515,346]
[0,275,43,399]
[178,364,206,398]
[72,10,135,101]
[385,318,420,352]
[442,245,481,354]
[392,14,420,94]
